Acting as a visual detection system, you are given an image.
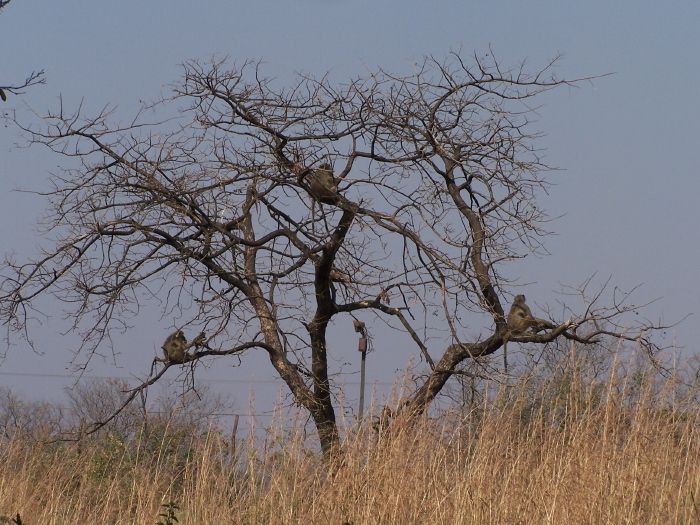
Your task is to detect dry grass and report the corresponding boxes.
[2,362,700,524]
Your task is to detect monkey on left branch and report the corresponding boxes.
[158,330,206,364]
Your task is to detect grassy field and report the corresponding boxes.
[1,355,699,524]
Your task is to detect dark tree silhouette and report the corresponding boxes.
[0,53,668,458]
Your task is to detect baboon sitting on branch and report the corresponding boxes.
[306,163,339,204]
[507,294,553,335]
[158,330,206,364]
[503,294,556,371]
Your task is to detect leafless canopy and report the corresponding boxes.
[0,52,667,457]
[0,69,45,98]
[0,0,45,104]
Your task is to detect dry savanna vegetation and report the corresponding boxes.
[1,347,699,525]
[1,52,669,461]
[0,40,687,525]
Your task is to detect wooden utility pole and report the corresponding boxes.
[230,414,239,459]
[354,320,368,420]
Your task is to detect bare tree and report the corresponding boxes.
[0,0,46,102]
[0,70,45,102]
[0,386,63,441]
[64,378,232,440]
[0,52,669,458]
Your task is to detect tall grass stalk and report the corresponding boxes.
[1,356,699,524]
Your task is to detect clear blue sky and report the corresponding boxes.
[1,1,698,424]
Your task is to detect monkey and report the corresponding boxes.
[329,268,348,283]
[328,267,350,303]
[158,330,206,364]
[306,163,339,204]
[159,330,189,363]
[507,294,549,335]
[503,295,553,372]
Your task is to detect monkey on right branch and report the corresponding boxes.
[507,294,552,335]
[158,330,206,364]
[503,294,555,372]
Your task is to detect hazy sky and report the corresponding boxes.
[1,1,699,427]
